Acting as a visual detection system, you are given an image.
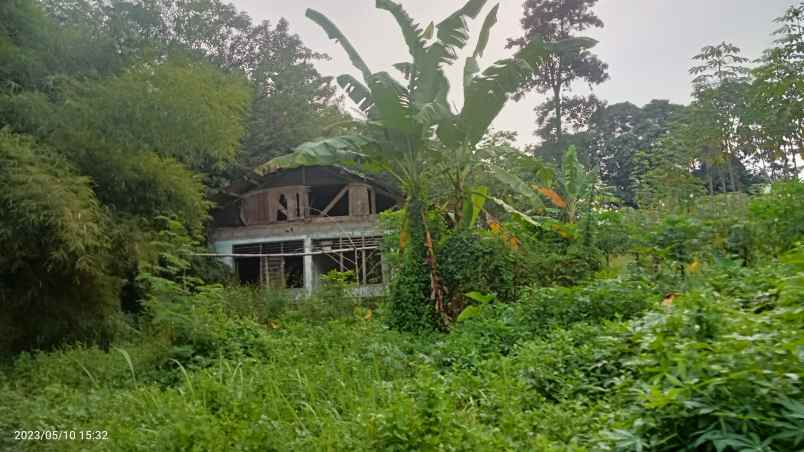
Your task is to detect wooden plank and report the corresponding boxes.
[286,192,298,220]
[267,191,279,223]
[361,249,367,285]
[301,188,311,218]
[320,186,349,217]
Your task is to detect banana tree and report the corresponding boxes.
[497,146,599,226]
[259,0,597,326]
[260,0,597,212]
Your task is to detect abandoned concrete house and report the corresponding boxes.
[208,165,399,293]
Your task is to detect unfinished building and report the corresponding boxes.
[209,165,398,293]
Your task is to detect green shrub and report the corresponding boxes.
[437,231,520,304]
[594,209,633,265]
[205,285,282,323]
[603,290,804,451]
[515,277,660,333]
[433,303,522,369]
[144,282,272,368]
[749,181,804,255]
[647,215,711,276]
[513,221,603,287]
[724,221,755,264]
[286,270,361,323]
[8,338,172,391]
[511,323,635,404]
[433,277,658,371]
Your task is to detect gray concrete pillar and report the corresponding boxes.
[213,242,235,270]
[303,237,314,294]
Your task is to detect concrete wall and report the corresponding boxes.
[210,218,385,294]
[210,217,381,244]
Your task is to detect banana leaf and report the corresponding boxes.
[306,9,372,83]
[337,74,375,116]
[256,135,378,175]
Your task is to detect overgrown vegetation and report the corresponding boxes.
[0,0,344,352]
[2,183,803,450]
[1,0,803,450]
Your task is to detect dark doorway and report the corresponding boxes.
[284,256,304,289]
[236,257,261,285]
[233,241,305,289]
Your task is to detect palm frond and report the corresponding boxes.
[489,165,546,210]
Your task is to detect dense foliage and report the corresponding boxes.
[0,1,802,450]
[0,130,119,351]
[519,3,804,204]
[2,181,803,450]
[0,0,345,352]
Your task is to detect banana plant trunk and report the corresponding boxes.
[388,196,445,331]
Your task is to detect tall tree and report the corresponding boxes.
[633,127,706,213]
[238,19,346,168]
[689,42,752,192]
[532,93,604,165]
[38,0,342,172]
[748,3,804,180]
[0,0,255,351]
[508,0,608,147]
[586,100,685,204]
[50,58,252,229]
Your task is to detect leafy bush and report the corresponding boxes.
[8,338,172,391]
[286,271,362,323]
[144,282,273,367]
[217,285,292,323]
[0,129,122,353]
[605,290,804,451]
[724,221,755,264]
[437,231,520,304]
[749,181,804,255]
[433,302,522,369]
[433,277,658,370]
[515,277,661,333]
[513,221,603,287]
[646,215,711,276]
[510,323,634,404]
[594,209,633,265]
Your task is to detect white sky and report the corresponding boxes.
[230,0,796,145]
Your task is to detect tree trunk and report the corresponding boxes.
[783,151,791,180]
[727,159,737,193]
[553,83,562,145]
